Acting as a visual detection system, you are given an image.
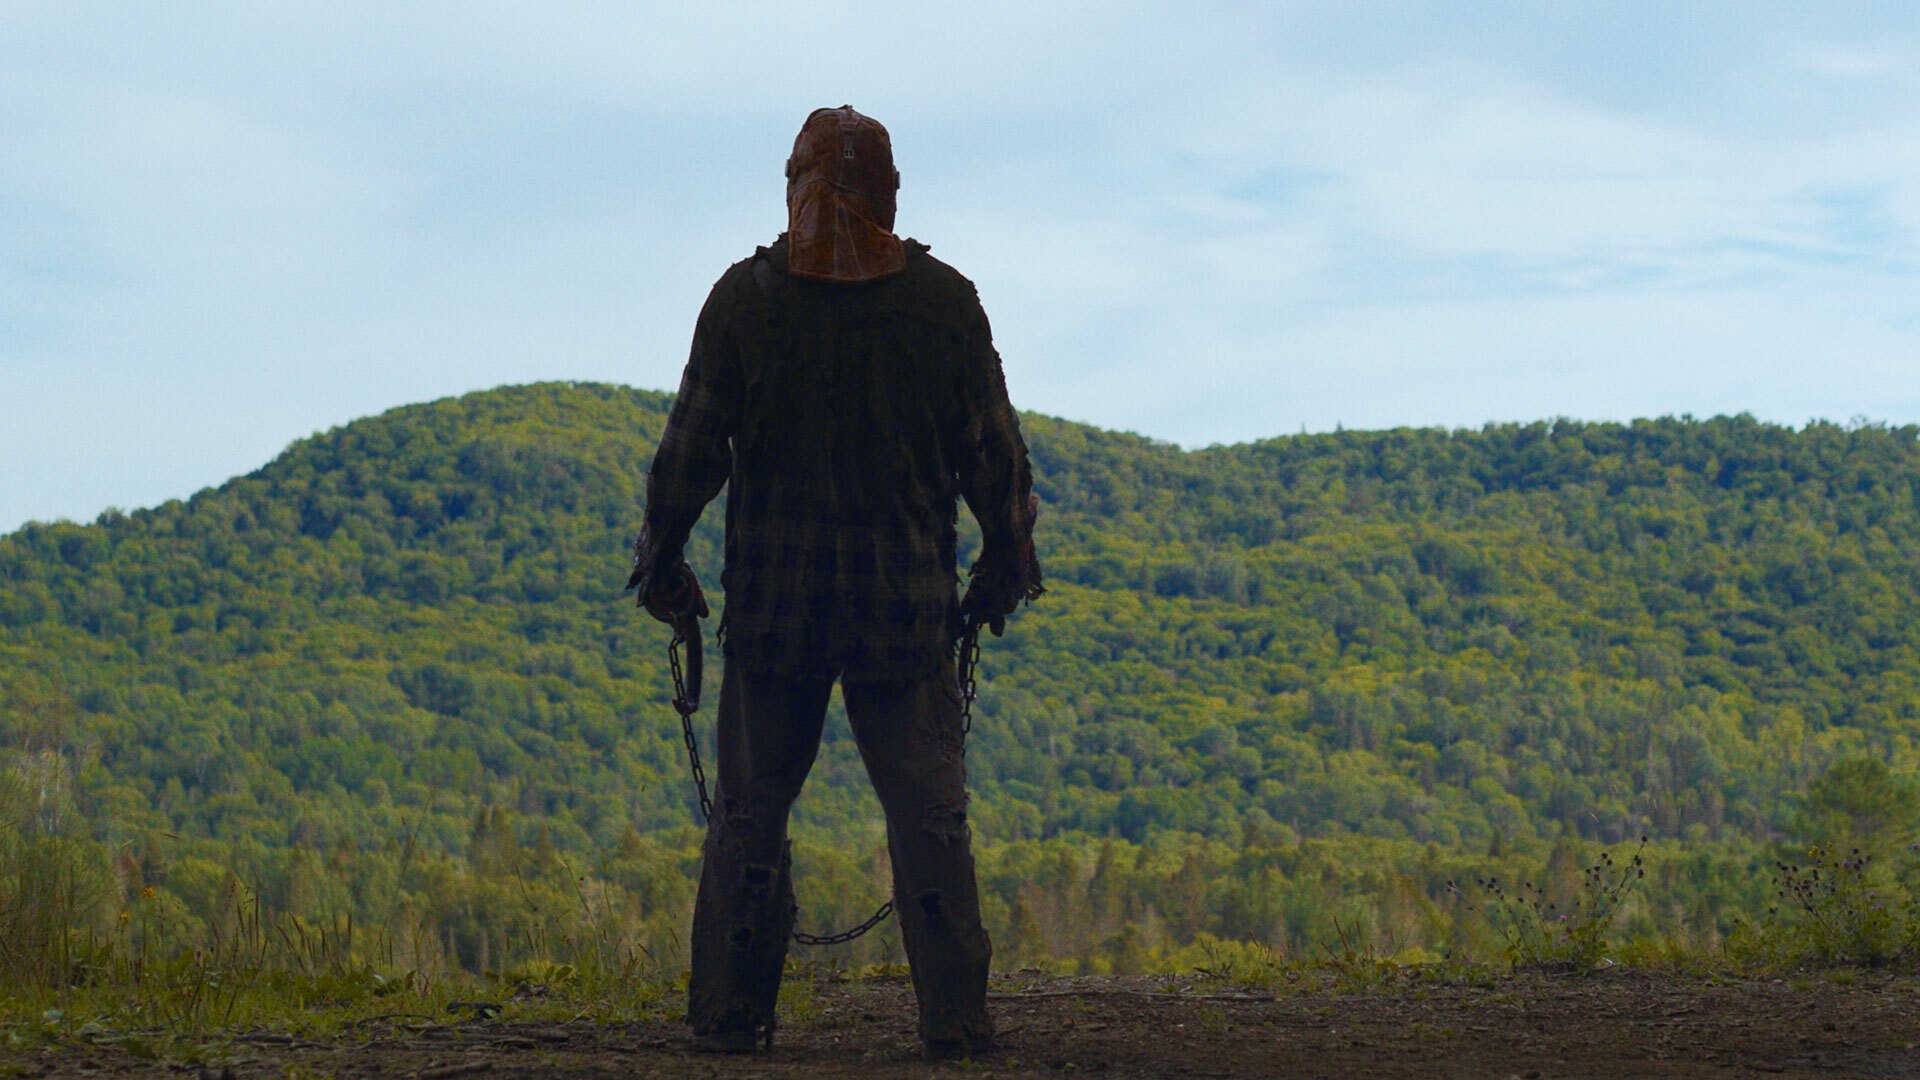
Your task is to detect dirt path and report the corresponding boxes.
[5,971,1918,1078]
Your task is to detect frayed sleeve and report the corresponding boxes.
[955,301,1043,608]
[628,282,741,596]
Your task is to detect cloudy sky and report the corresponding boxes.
[4,3,1919,533]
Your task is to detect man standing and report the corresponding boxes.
[628,106,1041,1059]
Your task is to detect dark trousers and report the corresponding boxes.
[686,661,994,1045]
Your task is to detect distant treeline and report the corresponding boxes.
[2,383,1918,967]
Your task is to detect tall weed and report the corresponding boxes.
[1730,844,1920,967]
[1449,838,1647,972]
[0,768,111,994]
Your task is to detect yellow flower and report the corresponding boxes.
[118,910,131,925]
[140,886,156,901]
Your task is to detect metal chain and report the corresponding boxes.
[956,622,981,743]
[669,628,711,822]
[668,619,984,947]
[791,900,896,947]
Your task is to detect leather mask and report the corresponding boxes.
[785,106,906,284]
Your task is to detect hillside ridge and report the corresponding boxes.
[4,380,1919,960]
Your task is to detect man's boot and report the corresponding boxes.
[687,818,797,1050]
[894,809,995,1058]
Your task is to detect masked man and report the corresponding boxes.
[627,106,1042,1059]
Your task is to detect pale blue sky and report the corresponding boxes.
[4,2,1919,533]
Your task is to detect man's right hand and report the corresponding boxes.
[642,562,709,626]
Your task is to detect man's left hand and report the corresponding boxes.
[642,561,709,626]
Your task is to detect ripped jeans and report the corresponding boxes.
[686,662,993,1047]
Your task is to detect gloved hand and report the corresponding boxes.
[641,561,709,626]
[960,572,1013,637]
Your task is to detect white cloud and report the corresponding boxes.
[1790,44,1910,83]
[5,3,1920,531]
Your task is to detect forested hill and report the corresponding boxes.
[4,382,1919,868]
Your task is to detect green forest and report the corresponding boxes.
[3,382,1919,976]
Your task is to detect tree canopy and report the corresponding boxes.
[3,383,1918,965]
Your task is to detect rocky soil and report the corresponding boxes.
[4,970,1917,1078]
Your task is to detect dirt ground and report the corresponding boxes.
[5,970,1918,1079]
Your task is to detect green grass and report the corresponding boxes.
[0,793,681,1063]
[4,808,1918,1076]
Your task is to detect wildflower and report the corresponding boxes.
[118,910,130,925]
[140,886,156,902]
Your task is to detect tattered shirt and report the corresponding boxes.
[632,235,1041,678]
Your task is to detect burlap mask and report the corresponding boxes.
[785,106,906,284]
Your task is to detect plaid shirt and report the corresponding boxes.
[631,236,1040,678]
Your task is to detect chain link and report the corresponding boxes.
[668,619,985,947]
